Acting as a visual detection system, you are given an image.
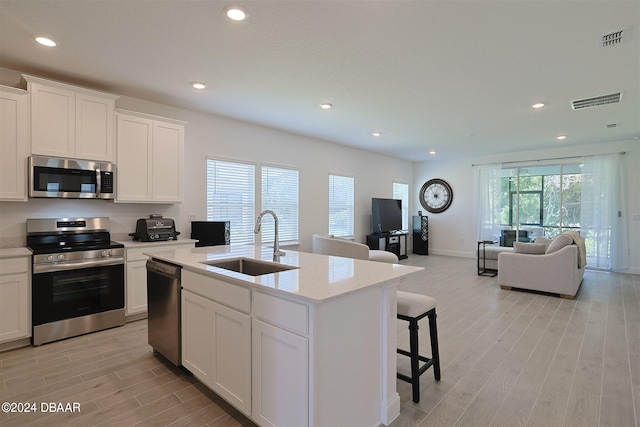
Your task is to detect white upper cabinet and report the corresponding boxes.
[0,86,29,201]
[115,109,185,203]
[23,75,118,161]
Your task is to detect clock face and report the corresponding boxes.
[419,179,453,213]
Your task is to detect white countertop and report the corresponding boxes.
[0,247,32,259]
[117,238,198,248]
[144,244,422,303]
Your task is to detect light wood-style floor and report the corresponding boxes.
[1,254,638,427]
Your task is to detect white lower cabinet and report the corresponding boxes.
[181,271,252,415]
[180,269,391,427]
[182,271,309,425]
[182,290,213,381]
[125,260,148,316]
[252,318,308,427]
[124,242,195,316]
[0,257,30,343]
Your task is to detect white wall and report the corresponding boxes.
[0,68,414,251]
[414,140,640,274]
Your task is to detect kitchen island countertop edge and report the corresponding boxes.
[144,244,422,303]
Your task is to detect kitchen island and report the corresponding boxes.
[145,244,422,427]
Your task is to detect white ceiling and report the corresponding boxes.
[1,0,638,161]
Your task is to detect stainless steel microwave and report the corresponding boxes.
[29,155,115,199]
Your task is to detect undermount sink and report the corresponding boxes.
[201,257,298,276]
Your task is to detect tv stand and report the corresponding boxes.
[366,232,408,260]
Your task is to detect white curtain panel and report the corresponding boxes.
[473,163,503,242]
[580,153,629,271]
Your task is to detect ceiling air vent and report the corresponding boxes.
[606,123,618,129]
[602,30,624,47]
[571,92,621,110]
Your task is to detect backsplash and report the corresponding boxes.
[0,199,183,248]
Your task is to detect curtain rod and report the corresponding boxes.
[471,151,626,167]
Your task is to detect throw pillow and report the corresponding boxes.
[513,242,546,254]
[534,236,552,250]
[545,234,573,254]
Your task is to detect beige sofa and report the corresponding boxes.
[311,234,399,263]
[497,234,586,298]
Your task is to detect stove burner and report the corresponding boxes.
[26,217,122,255]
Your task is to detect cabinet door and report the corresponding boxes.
[125,260,147,316]
[152,121,184,202]
[75,93,115,161]
[182,290,212,382]
[211,300,251,414]
[0,258,30,343]
[0,87,28,201]
[30,82,75,157]
[252,319,308,427]
[116,113,153,201]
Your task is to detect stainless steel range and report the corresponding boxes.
[27,217,125,346]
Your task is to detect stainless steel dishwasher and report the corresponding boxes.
[146,259,182,366]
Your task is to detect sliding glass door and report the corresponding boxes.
[502,163,583,240]
[476,153,628,271]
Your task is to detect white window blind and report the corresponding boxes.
[393,182,409,230]
[328,174,354,238]
[206,158,256,244]
[261,165,299,243]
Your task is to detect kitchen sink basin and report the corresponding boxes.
[201,257,298,276]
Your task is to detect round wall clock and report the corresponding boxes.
[419,178,453,213]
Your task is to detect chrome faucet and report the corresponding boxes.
[254,210,285,258]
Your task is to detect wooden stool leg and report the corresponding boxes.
[409,319,420,403]
[428,310,441,381]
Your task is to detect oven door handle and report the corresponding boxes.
[33,257,124,274]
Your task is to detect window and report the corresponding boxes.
[261,165,299,244]
[206,158,255,244]
[392,182,409,230]
[328,174,354,238]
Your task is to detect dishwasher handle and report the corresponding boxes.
[147,259,181,278]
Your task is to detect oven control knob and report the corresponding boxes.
[47,255,54,261]
[57,254,65,260]
[102,250,110,257]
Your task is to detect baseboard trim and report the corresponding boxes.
[0,337,31,353]
[380,392,401,425]
[428,249,475,258]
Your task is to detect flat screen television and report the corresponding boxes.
[371,198,402,234]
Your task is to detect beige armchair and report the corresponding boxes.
[497,234,585,299]
[311,234,398,263]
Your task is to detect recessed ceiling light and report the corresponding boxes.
[191,82,207,89]
[429,150,437,155]
[225,5,247,21]
[35,36,56,47]
[319,103,332,109]
[372,132,382,137]
[556,135,567,140]
[532,103,545,109]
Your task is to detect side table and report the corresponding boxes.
[477,240,498,276]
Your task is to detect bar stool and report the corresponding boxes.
[396,291,441,403]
